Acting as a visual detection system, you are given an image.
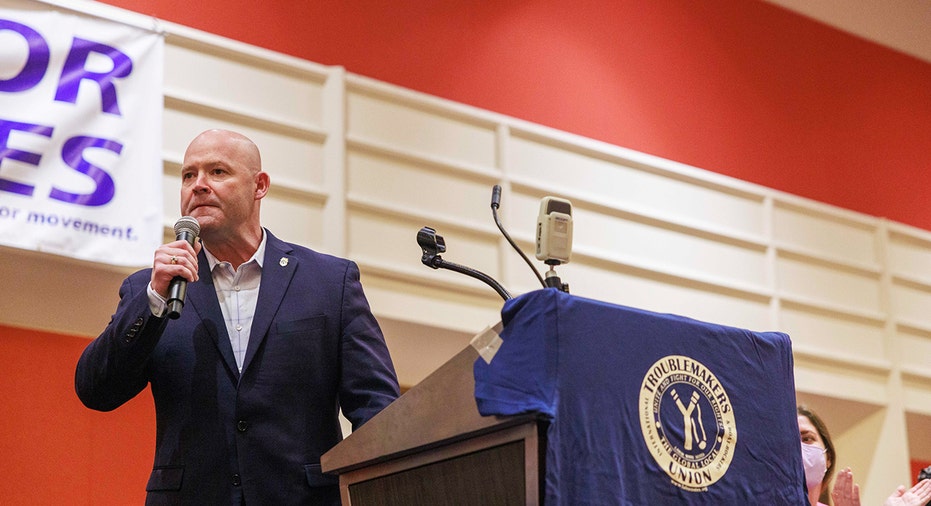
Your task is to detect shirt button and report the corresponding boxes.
[236,324,243,331]
[234,286,240,291]
[232,474,241,486]
[237,420,248,432]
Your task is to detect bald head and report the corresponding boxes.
[184,129,262,175]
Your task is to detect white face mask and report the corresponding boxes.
[801,442,827,490]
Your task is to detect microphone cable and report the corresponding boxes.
[491,185,546,289]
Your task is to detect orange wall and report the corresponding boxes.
[99,0,931,231]
[0,325,152,504]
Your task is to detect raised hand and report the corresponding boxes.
[832,467,861,506]
[883,479,931,506]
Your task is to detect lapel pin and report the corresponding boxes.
[279,257,289,267]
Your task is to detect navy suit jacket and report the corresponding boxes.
[76,230,400,505]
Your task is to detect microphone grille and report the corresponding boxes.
[174,216,200,237]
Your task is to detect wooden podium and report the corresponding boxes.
[321,345,547,506]
[324,289,808,504]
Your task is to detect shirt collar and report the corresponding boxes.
[203,228,267,271]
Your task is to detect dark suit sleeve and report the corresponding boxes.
[75,271,168,411]
[337,261,400,429]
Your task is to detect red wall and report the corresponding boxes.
[0,325,152,505]
[100,0,931,231]
[913,459,931,485]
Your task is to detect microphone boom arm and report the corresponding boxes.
[425,256,512,301]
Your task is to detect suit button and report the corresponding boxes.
[124,317,145,342]
[232,474,241,486]
[237,420,248,432]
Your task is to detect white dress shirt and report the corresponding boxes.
[147,231,267,372]
[204,233,265,372]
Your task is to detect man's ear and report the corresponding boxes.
[254,172,270,200]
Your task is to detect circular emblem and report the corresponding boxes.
[639,355,737,492]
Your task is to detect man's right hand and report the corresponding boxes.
[150,239,202,298]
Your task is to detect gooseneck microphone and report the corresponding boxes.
[417,226,512,301]
[166,216,200,319]
[416,185,573,299]
[491,185,547,289]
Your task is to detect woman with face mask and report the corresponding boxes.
[799,405,835,506]
[799,405,931,506]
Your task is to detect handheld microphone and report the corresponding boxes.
[535,196,572,265]
[166,216,200,319]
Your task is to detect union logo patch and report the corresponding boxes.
[639,355,737,492]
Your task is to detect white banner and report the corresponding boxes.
[0,3,163,267]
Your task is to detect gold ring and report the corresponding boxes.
[170,256,178,264]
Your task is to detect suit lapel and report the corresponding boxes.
[187,249,240,381]
[241,232,297,374]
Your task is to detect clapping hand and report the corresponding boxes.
[832,468,861,506]
[883,479,931,506]
[832,467,931,506]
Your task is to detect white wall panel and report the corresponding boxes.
[892,281,931,327]
[888,230,931,284]
[161,107,209,160]
[347,88,498,170]
[773,202,879,266]
[346,149,496,228]
[261,191,325,249]
[163,39,327,131]
[348,209,501,282]
[780,305,886,361]
[508,133,767,239]
[160,164,181,228]
[793,356,889,405]
[560,261,772,330]
[254,135,326,192]
[570,206,768,289]
[895,328,931,372]
[777,255,882,314]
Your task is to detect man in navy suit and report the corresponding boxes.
[76,129,400,505]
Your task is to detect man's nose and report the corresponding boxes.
[192,173,210,192]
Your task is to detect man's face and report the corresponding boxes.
[179,131,264,242]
